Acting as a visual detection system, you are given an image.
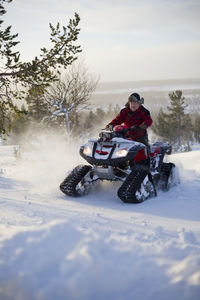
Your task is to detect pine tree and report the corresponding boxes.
[194,115,200,143]
[153,108,171,142]
[167,90,188,147]
[26,86,50,123]
[6,104,29,144]
[0,0,81,136]
[153,90,193,151]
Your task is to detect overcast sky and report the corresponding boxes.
[3,0,200,81]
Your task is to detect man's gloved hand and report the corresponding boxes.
[105,124,113,131]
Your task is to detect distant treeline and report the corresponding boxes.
[3,86,200,152]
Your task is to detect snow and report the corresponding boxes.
[0,138,200,300]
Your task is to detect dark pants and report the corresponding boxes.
[134,136,156,193]
[134,135,150,150]
[134,135,150,170]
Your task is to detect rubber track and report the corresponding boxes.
[159,162,175,191]
[117,168,147,203]
[60,165,92,197]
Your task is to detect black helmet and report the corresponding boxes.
[128,93,144,105]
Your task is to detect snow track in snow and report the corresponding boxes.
[0,147,200,300]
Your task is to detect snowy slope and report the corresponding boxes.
[0,140,200,300]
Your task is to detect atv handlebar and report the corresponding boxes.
[104,125,140,133]
[100,126,141,140]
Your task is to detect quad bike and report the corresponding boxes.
[60,126,179,203]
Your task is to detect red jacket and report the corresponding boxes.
[109,105,152,140]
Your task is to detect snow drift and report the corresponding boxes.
[0,140,200,300]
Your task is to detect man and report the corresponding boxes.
[106,92,152,148]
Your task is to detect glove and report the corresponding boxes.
[105,124,113,131]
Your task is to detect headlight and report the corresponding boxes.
[83,145,92,156]
[115,149,128,157]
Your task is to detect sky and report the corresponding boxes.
[3,0,200,81]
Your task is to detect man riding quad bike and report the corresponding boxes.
[105,92,152,149]
[60,93,179,203]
